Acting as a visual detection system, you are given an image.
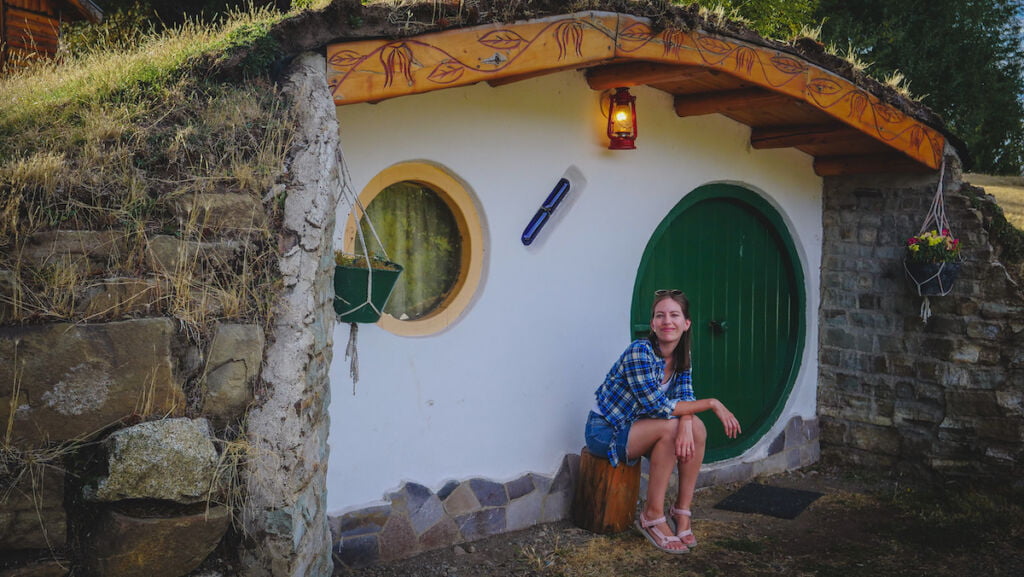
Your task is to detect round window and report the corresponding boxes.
[344,162,484,336]
[357,181,461,320]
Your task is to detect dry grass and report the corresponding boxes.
[0,4,293,332]
[208,434,260,531]
[965,173,1024,230]
[882,69,916,100]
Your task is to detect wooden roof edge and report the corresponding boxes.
[64,0,104,23]
[266,0,968,166]
[319,2,933,115]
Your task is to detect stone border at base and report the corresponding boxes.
[332,416,819,568]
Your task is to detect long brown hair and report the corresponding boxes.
[648,291,692,371]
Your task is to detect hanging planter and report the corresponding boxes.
[333,142,403,389]
[333,252,403,323]
[904,259,961,296]
[902,160,965,323]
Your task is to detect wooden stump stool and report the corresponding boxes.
[570,447,641,534]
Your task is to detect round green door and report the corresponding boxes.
[631,184,805,461]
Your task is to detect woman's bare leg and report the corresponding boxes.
[626,418,687,551]
[673,417,706,545]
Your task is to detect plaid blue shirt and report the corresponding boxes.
[594,339,696,466]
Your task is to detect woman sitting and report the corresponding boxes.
[584,290,742,554]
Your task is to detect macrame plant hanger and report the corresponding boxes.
[336,142,392,391]
[904,158,954,324]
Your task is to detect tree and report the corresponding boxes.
[688,0,820,39]
[816,0,1024,175]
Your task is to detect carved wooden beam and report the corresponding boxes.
[674,88,791,117]
[751,124,866,149]
[326,11,946,170]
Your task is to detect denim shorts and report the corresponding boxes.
[584,411,639,467]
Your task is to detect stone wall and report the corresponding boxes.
[0,116,272,577]
[0,52,337,577]
[0,309,264,577]
[818,154,1024,481]
[238,52,336,577]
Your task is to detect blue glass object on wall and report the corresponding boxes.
[521,178,571,245]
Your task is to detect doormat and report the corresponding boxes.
[713,483,823,519]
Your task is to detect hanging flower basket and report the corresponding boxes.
[904,260,961,296]
[903,228,962,297]
[333,253,403,323]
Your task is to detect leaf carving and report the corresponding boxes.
[696,35,734,55]
[428,59,465,84]
[872,102,905,123]
[381,43,414,88]
[620,22,654,42]
[554,21,585,59]
[662,28,686,58]
[478,29,525,51]
[908,125,925,150]
[734,47,756,74]
[928,133,944,159]
[807,78,842,97]
[770,55,805,75]
[848,91,868,120]
[328,49,365,71]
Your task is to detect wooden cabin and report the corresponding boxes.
[1,0,102,70]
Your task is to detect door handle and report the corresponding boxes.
[708,320,728,334]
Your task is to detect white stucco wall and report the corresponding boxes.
[327,70,822,513]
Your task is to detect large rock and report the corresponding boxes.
[202,323,264,427]
[74,277,167,319]
[172,193,267,234]
[17,230,127,276]
[86,418,219,504]
[85,504,230,577]
[0,319,183,445]
[0,467,65,549]
[145,235,242,275]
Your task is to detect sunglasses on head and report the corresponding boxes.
[654,289,683,296]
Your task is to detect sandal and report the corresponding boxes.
[635,511,689,554]
[670,507,698,548]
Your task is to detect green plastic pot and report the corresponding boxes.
[333,262,403,323]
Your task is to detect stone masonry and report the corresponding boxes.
[332,455,579,568]
[239,52,337,577]
[818,153,1024,481]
